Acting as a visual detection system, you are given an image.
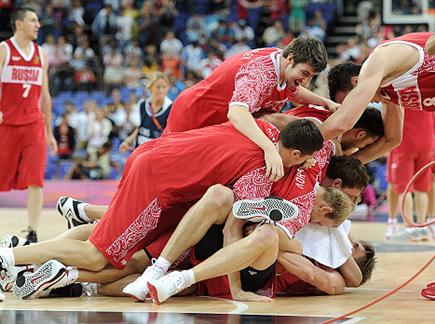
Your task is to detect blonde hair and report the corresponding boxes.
[147,72,171,89]
[322,187,353,226]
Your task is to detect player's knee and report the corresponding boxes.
[83,241,108,271]
[251,225,279,249]
[129,251,148,273]
[205,184,234,209]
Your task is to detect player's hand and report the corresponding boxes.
[301,157,315,170]
[326,101,340,112]
[47,134,57,155]
[119,141,133,153]
[243,223,256,236]
[264,147,284,182]
[232,290,274,302]
[0,111,3,124]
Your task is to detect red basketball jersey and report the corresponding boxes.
[285,104,331,122]
[166,48,298,132]
[378,32,435,111]
[0,38,44,125]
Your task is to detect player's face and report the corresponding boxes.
[286,152,313,168]
[341,132,379,152]
[284,61,316,90]
[150,79,170,101]
[350,239,367,263]
[340,186,362,206]
[19,11,40,40]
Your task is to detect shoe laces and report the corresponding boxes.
[169,273,186,294]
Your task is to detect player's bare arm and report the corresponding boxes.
[337,256,363,287]
[351,101,403,163]
[40,48,57,154]
[228,105,284,182]
[293,85,340,112]
[425,34,435,55]
[278,252,346,295]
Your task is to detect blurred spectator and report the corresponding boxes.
[54,113,76,160]
[198,52,223,78]
[106,88,127,138]
[303,17,326,41]
[181,40,205,75]
[262,20,285,46]
[162,52,182,80]
[124,39,143,62]
[186,14,206,43]
[87,109,112,165]
[74,66,96,92]
[213,19,237,48]
[68,0,86,28]
[116,7,134,50]
[142,45,160,77]
[156,0,178,36]
[288,0,307,33]
[160,31,184,58]
[136,4,160,49]
[234,19,255,47]
[91,4,118,48]
[71,38,97,71]
[124,58,145,88]
[75,100,96,149]
[120,72,172,152]
[224,38,251,59]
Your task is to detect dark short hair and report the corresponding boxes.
[326,156,369,190]
[282,37,328,73]
[356,240,376,285]
[328,62,362,102]
[280,119,324,155]
[354,107,384,138]
[10,7,37,33]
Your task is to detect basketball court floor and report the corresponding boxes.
[0,208,434,323]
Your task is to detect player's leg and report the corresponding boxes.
[385,154,400,239]
[123,184,234,300]
[26,186,43,242]
[147,224,279,304]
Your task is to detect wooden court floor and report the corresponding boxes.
[0,208,434,323]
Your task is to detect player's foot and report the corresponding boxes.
[12,260,71,299]
[122,264,166,301]
[232,196,299,223]
[384,218,399,240]
[421,281,435,301]
[0,254,17,292]
[23,228,37,243]
[147,271,191,305]
[1,234,30,248]
[57,196,90,229]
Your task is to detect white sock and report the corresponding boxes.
[387,218,397,224]
[154,256,170,272]
[66,267,79,284]
[77,203,91,222]
[181,269,195,286]
[0,248,15,266]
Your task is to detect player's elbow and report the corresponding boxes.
[324,284,345,295]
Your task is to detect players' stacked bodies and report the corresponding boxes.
[2,8,434,303]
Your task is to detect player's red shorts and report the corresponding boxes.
[89,143,192,269]
[387,150,432,193]
[0,119,46,191]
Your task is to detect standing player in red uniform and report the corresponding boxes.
[0,7,57,242]
[166,37,337,182]
[320,32,435,163]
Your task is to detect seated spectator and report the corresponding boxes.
[54,113,76,160]
[74,67,96,92]
[181,40,205,75]
[160,31,183,58]
[262,20,285,47]
[225,37,251,59]
[87,109,112,164]
[142,45,160,78]
[198,51,222,78]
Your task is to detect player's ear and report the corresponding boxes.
[332,178,343,189]
[356,130,367,139]
[320,205,333,216]
[351,76,358,87]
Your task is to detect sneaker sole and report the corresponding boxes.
[57,196,87,229]
[147,281,162,305]
[421,289,435,301]
[13,261,66,299]
[232,197,299,223]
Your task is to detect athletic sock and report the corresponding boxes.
[77,203,91,222]
[181,269,195,286]
[154,256,171,272]
[66,267,79,284]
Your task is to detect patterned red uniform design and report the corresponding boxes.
[0,38,43,125]
[285,104,331,122]
[166,48,298,132]
[271,140,335,238]
[378,32,435,111]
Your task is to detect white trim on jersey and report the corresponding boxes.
[378,40,425,88]
[1,65,43,86]
[0,41,11,67]
[144,96,173,117]
[270,51,287,91]
[10,37,35,62]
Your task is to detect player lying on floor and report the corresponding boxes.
[1,156,367,301]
